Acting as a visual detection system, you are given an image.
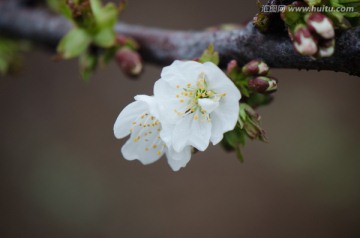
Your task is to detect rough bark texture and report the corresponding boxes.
[0,1,359,76]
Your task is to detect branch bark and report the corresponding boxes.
[0,1,359,76]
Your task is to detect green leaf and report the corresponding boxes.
[101,47,117,65]
[90,0,102,17]
[47,0,72,20]
[304,0,322,6]
[329,0,360,18]
[199,44,220,65]
[93,28,116,48]
[282,7,302,26]
[57,28,91,59]
[222,128,247,162]
[246,93,273,108]
[326,11,352,29]
[235,145,245,163]
[90,0,118,28]
[80,52,98,80]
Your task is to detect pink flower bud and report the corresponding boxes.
[248,76,278,93]
[242,60,269,76]
[293,25,318,56]
[116,48,143,77]
[226,60,238,75]
[306,13,335,40]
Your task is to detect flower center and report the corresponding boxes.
[174,72,226,120]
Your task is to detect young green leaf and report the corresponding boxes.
[57,28,91,59]
[94,28,116,47]
[199,44,220,65]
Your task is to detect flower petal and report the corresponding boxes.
[210,95,240,145]
[114,100,148,139]
[166,146,192,171]
[121,119,165,165]
[154,79,193,124]
[172,110,212,152]
[203,62,241,100]
[134,95,161,119]
[161,60,203,86]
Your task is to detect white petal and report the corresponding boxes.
[203,62,241,100]
[198,98,219,114]
[161,60,203,85]
[154,79,192,124]
[114,100,147,139]
[209,113,225,144]
[121,121,165,165]
[210,95,239,145]
[134,95,160,119]
[159,122,174,147]
[172,110,212,152]
[166,146,192,171]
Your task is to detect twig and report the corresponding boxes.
[0,1,359,76]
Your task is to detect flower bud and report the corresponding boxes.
[293,25,318,56]
[227,60,238,75]
[248,76,278,93]
[115,48,143,77]
[306,13,335,40]
[318,39,335,58]
[242,60,269,76]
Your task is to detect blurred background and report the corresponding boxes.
[1,0,360,237]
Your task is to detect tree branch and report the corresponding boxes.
[0,1,359,76]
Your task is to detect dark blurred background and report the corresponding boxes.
[1,0,360,237]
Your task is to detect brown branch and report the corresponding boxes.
[0,1,359,76]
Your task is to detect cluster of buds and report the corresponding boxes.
[291,13,335,57]
[223,57,279,161]
[281,1,336,58]
[236,59,278,94]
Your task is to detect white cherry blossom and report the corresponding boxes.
[154,60,241,152]
[114,95,192,171]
